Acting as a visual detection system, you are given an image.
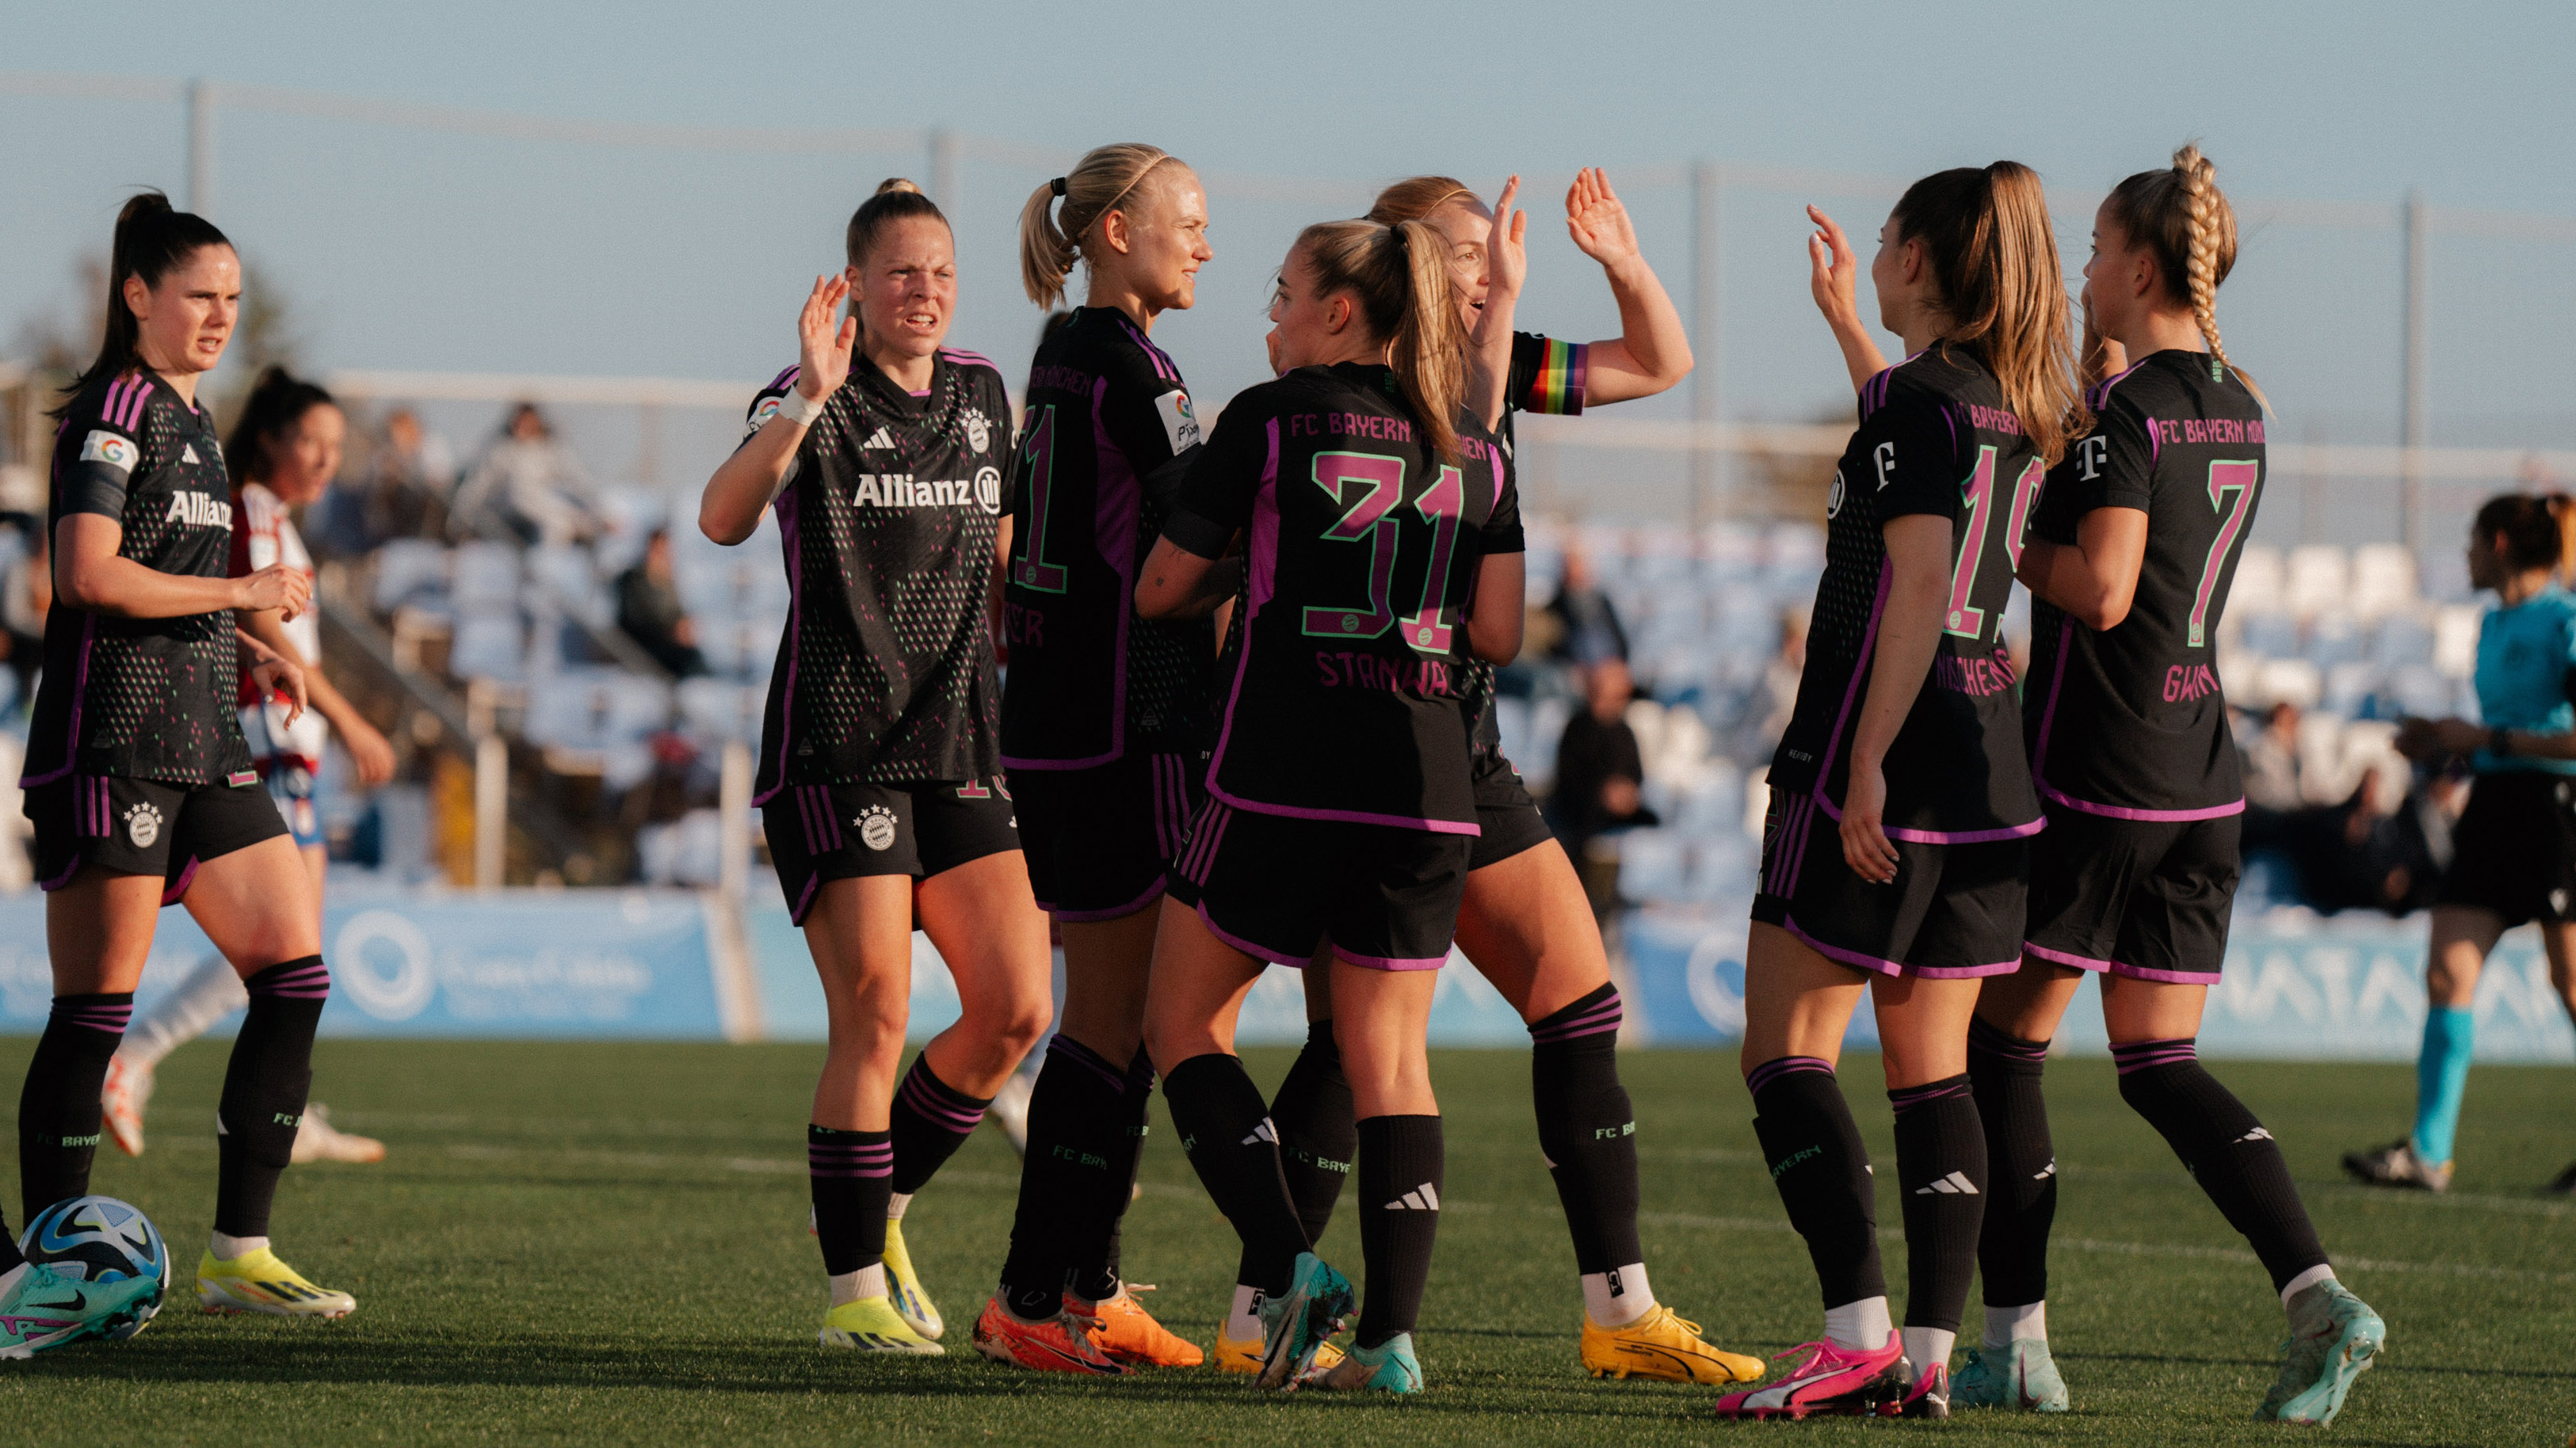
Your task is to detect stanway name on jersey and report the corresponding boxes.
[849,470,1004,515]
[1315,651,1457,696]
[165,491,232,528]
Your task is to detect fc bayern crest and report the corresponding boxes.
[854,805,899,852]
[964,410,991,455]
[124,802,162,848]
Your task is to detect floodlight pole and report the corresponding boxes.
[186,78,216,216]
[1690,158,1720,532]
[2400,189,2429,554]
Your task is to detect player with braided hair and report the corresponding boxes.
[1961,145,2385,1425]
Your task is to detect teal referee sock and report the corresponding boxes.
[2410,1005,2475,1165]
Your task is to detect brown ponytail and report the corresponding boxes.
[2105,143,2267,411]
[844,177,948,271]
[1295,218,1468,463]
[1017,143,1185,310]
[1892,162,2086,467]
[55,190,231,418]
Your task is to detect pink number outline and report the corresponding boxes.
[1300,451,1405,641]
[1010,405,1068,593]
[1942,444,2000,640]
[2192,459,2261,646]
[1397,464,1466,654]
[2003,456,2045,569]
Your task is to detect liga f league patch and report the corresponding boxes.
[1155,389,1201,454]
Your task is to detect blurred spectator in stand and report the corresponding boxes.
[0,516,48,707]
[1551,657,1660,924]
[616,528,707,678]
[450,402,602,546]
[1727,604,1809,766]
[362,406,458,546]
[2240,699,2307,852]
[1544,544,1629,667]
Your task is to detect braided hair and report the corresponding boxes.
[2105,144,2268,411]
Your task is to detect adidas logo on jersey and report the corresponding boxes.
[1239,1119,1277,1147]
[1913,1171,1979,1195]
[861,426,895,450]
[1383,1183,1441,1211]
[849,469,1006,516]
[163,490,231,528]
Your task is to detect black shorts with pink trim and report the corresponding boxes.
[1749,787,2028,977]
[761,776,1021,925]
[1164,799,1470,971]
[2022,799,2239,985]
[1007,748,1206,923]
[1468,747,1555,872]
[24,771,288,904]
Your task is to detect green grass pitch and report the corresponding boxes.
[0,1038,2567,1445]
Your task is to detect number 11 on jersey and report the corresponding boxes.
[1012,406,1068,593]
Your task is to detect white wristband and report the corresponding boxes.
[774,388,826,428]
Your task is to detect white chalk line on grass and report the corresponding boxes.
[435,1143,2574,1286]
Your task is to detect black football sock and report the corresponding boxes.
[1889,1075,1985,1337]
[1162,1053,1310,1298]
[1267,1019,1357,1248]
[1072,1047,1155,1304]
[809,1125,893,1276]
[2113,1038,2329,1293]
[1529,985,1649,1320]
[214,959,328,1239]
[1967,1016,2055,1311]
[1749,1056,1887,1311]
[18,993,132,1222]
[0,1221,20,1274]
[888,1052,990,1197]
[999,1035,1126,1317]
[1354,1114,1444,1349]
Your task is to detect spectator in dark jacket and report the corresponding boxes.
[1552,657,1658,922]
[616,528,706,678]
[1544,545,1629,666]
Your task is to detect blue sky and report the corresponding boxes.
[6,1,2571,519]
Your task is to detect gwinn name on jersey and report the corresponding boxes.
[23,368,256,788]
[998,307,1218,769]
[1769,345,2042,842]
[2027,349,2267,817]
[743,349,1013,796]
[1162,362,1524,834]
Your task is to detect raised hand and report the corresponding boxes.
[797,274,857,402]
[238,562,311,621]
[1566,168,1639,268]
[1806,204,1862,327]
[1486,175,1528,303]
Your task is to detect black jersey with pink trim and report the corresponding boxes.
[2026,350,2266,817]
[23,368,254,788]
[998,307,1216,767]
[744,348,1011,794]
[1768,345,2042,841]
[1160,363,1521,834]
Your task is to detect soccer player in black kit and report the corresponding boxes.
[1961,146,2384,1426]
[975,143,1213,1375]
[1242,168,1762,1385]
[698,180,1052,1357]
[1137,217,1525,1394]
[2,193,353,1356]
[1717,164,2080,1420]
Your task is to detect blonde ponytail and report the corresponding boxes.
[1294,219,1467,463]
[1017,143,1186,309]
[1891,162,2086,467]
[2107,143,2268,412]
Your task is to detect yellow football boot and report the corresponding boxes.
[1215,1320,1344,1377]
[1582,1304,1764,1383]
[195,1248,355,1319]
[820,1294,944,1353]
[880,1217,943,1339]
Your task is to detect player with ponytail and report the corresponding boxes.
[700,177,1053,1359]
[979,143,1212,1374]
[1247,170,1754,1385]
[10,192,356,1351]
[1137,216,1525,1394]
[1722,162,2070,1420]
[1964,145,2385,1426]
[2345,490,2576,1202]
